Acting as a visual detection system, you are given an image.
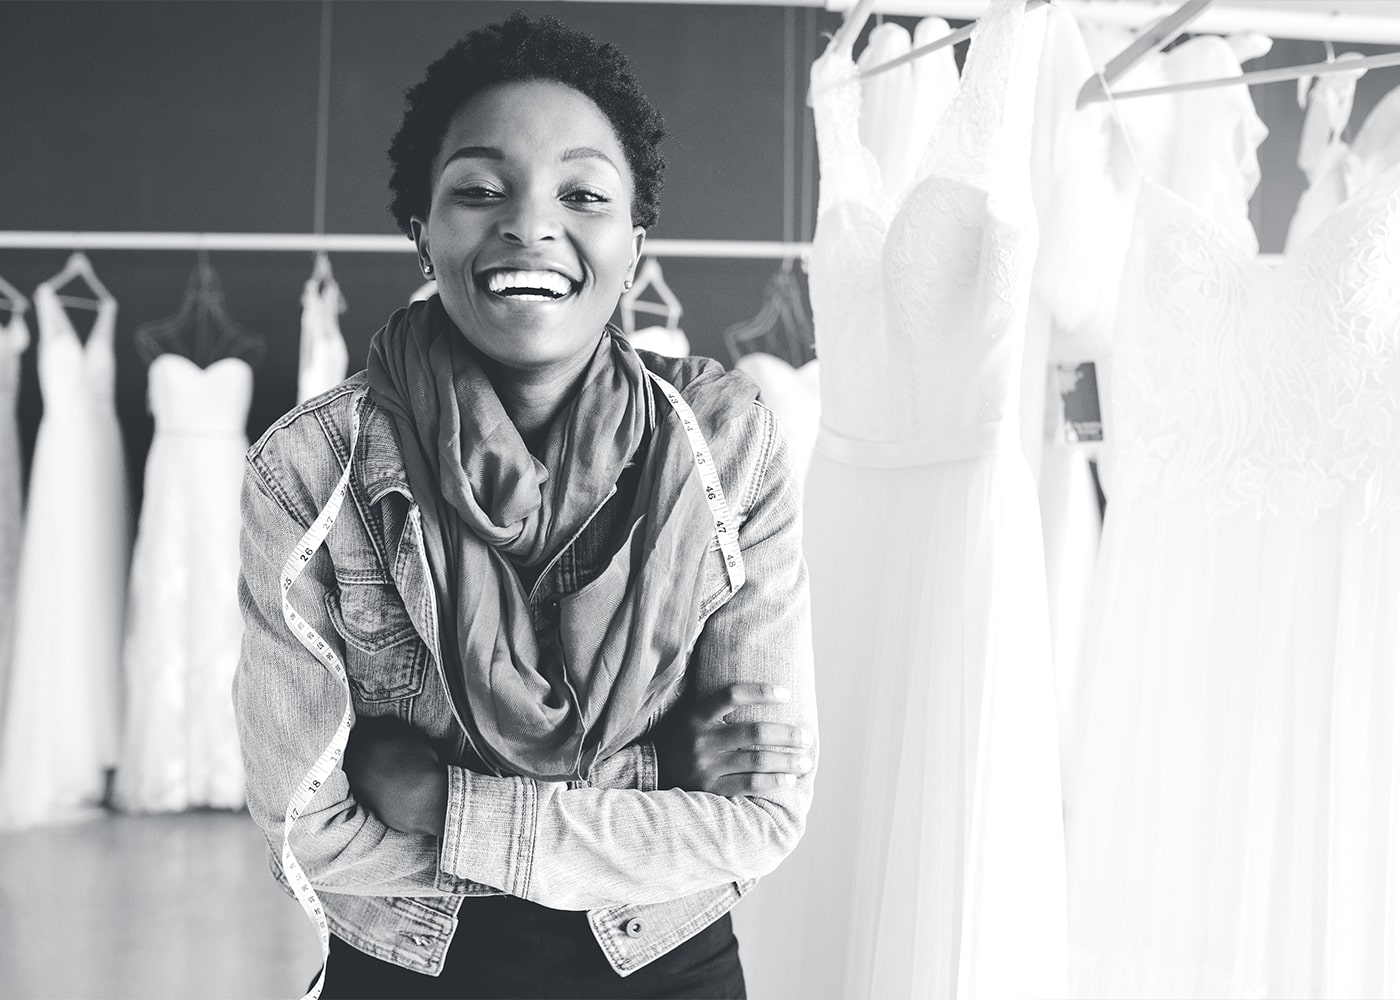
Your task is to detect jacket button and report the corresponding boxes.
[624,918,645,938]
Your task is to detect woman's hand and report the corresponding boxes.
[655,683,814,796]
[343,717,448,838]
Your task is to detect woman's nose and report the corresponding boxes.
[498,195,560,245]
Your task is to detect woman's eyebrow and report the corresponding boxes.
[442,145,504,168]
[561,146,621,175]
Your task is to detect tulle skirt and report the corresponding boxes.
[1065,491,1400,998]
[735,444,1068,999]
[0,406,130,828]
[112,426,247,813]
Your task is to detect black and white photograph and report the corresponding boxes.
[1,1,1398,998]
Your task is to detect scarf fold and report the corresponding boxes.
[366,298,754,781]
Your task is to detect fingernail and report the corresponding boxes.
[771,685,792,701]
[799,729,813,746]
[780,773,797,786]
[797,757,812,771]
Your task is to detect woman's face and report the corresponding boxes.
[412,79,646,372]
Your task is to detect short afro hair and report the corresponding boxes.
[388,12,667,235]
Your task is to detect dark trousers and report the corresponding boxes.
[315,894,746,1000]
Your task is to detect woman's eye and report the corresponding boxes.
[565,189,608,205]
[453,185,501,201]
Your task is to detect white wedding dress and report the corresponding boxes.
[735,4,1068,997]
[112,353,251,813]
[0,309,29,726]
[1066,98,1400,999]
[0,284,130,829]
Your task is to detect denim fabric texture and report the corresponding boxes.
[232,351,817,978]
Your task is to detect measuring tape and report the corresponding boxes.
[277,400,361,1000]
[646,371,745,594]
[276,372,743,996]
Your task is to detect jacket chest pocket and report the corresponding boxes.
[325,580,428,702]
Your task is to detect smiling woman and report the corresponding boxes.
[231,12,817,1000]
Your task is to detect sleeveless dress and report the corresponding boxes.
[297,272,349,403]
[735,4,1068,997]
[0,309,29,727]
[112,354,252,812]
[0,284,130,829]
[1065,121,1400,998]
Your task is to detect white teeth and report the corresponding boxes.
[486,269,574,297]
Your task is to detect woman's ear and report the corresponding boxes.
[627,227,647,286]
[410,218,433,278]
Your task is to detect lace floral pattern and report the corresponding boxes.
[1107,166,1400,525]
[808,0,1044,444]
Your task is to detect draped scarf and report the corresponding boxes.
[366,298,754,781]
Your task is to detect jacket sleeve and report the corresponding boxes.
[437,404,818,910]
[233,458,466,898]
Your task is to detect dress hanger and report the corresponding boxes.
[807,0,1051,107]
[723,262,814,368]
[39,251,113,311]
[858,0,1052,82]
[1076,0,1217,108]
[0,274,28,318]
[1075,0,1400,105]
[134,252,265,369]
[1084,48,1400,104]
[619,257,683,335]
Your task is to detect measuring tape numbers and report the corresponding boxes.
[647,371,746,595]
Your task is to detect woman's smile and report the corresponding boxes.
[412,78,645,373]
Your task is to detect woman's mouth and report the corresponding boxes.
[477,268,578,303]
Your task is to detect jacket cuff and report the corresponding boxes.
[439,765,536,897]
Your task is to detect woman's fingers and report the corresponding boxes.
[720,749,814,776]
[694,682,792,725]
[709,720,813,753]
[711,772,802,797]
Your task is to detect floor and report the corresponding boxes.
[0,810,319,999]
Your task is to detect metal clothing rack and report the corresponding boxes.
[0,231,812,260]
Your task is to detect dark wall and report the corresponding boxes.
[2,1,1397,506]
[0,0,831,500]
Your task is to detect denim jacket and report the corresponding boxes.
[232,351,817,978]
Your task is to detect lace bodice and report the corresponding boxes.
[148,354,253,435]
[33,283,117,414]
[1106,163,1400,525]
[809,0,1045,448]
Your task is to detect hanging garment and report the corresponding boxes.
[732,353,820,483]
[734,3,1068,997]
[1065,94,1400,996]
[0,309,30,726]
[297,271,349,403]
[112,353,252,813]
[856,17,959,199]
[624,324,690,358]
[0,284,130,829]
[1081,27,1269,255]
[1288,79,1400,251]
[1024,6,1136,728]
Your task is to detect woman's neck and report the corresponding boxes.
[482,348,596,457]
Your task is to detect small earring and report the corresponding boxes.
[422,262,434,277]
[623,278,633,291]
